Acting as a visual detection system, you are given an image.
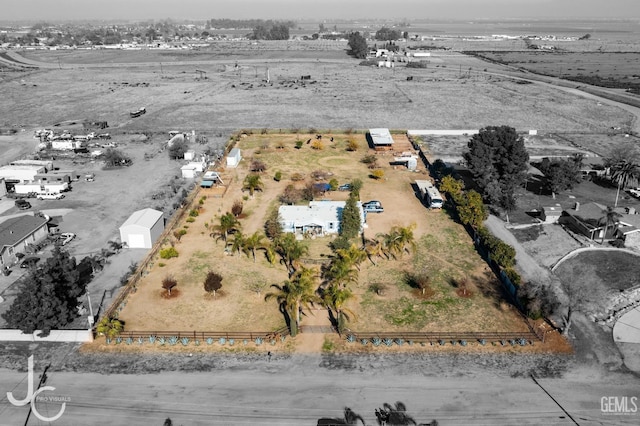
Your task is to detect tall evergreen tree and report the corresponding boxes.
[340,194,361,240]
[463,126,529,212]
[2,247,86,336]
[347,32,368,59]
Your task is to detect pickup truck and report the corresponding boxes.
[37,193,64,200]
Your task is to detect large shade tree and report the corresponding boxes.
[463,126,530,213]
[2,247,87,336]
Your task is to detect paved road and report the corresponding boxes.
[1,360,638,426]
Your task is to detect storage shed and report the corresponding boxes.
[226,148,241,168]
[181,165,197,179]
[119,208,164,249]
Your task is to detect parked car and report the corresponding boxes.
[338,183,352,191]
[363,205,384,213]
[15,199,31,210]
[363,200,382,208]
[37,193,64,200]
[20,256,40,268]
[60,233,76,246]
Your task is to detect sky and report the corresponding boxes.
[2,0,640,22]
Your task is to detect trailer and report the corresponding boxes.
[130,107,146,118]
[415,180,443,209]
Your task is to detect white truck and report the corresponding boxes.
[415,180,443,209]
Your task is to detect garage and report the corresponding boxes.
[119,208,164,249]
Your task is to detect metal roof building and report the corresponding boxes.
[119,208,164,249]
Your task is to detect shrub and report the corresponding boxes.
[204,271,223,297]
[160,247,179,259]
[250,159,267,172]
[295,140,303,149]
[185,217,195,223]
[370,169,385,180]
[162,275,178,295]
[189,209,199,217]
[173,229,187,241]
[290,172,304,181]
[310,140,324,150]
[329,235,351,251]
[231,200,243,217]
[279,184,302,205]
[504,267,521,286]
[274,171,282,182]
[361,154,377,164]
[346,139,359,151]
[328,178,339,191]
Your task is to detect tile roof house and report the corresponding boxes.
[0,214,49,267]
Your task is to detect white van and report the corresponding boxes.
[37,193,64,200]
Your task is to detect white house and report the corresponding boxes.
[119,208,164,249]
[279,200,365,237]
[226,148,241,168]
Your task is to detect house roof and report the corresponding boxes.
[369,128,394,145]
[564,202,608,227]
[279,201,363,228]
[120,208,163,229]
[0,214,49,251]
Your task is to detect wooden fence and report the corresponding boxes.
[116,327,289,341]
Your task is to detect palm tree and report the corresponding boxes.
[243,173,264,197]
[211,212,241,243]
[364,237,385,266]
[335,244,367,271]
[323,257,359,288]
[610,159,640,207]
[264,267,319,337]
[228,231,246,255]
[394,224,417,257]
[377,231,402,259]
[274,233,308,275]
[243,231,267,262]
[598,206,622,244]
[96,316,123,339]
[322,283,356,334]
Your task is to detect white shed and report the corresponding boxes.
[181,164,197,179]
[226,148,241,168]
[184,150,196,161]
[119,208,164,249]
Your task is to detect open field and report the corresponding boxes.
[116,133,531,340]
[473,51,640,89]
[2,47,635,137]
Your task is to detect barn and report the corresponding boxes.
[226,148,242,168]
[119,208,164,249]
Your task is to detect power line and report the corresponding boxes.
[531,373,580,425]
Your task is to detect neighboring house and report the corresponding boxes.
[368,128,394,151]
[560,202,622,241]
[0,214,49,267]
[119,208,164,249]
[614,213,640,249]
[540,206,562,224]
[279,200,365,237]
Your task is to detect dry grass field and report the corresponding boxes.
[2,45,634,138]
[116,133,530,338]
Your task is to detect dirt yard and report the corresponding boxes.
[115,133,533,350]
